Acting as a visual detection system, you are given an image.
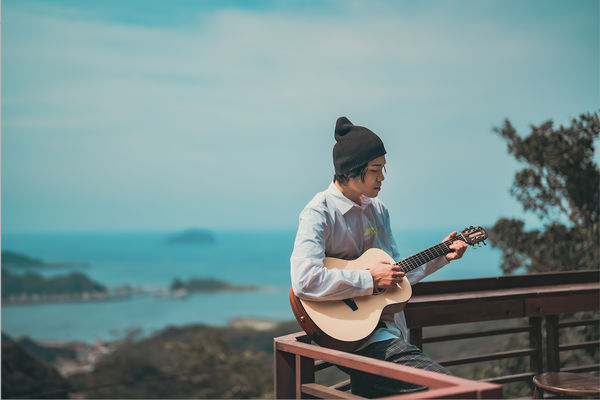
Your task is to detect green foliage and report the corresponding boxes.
[165,328,273,399]
[16,337,78,363]
[2,333,71,399]
[489,112,599,273]
[66,321,301,398]
[69,353,168,398]
[484,113,600,396]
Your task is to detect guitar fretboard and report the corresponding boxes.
[394,238,460,273]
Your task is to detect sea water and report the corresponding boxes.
[1,230,502,343]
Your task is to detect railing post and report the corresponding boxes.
[410,327,423,350]
[546,315,560,372]
[529,316,543,374]
[295,355,315,399]
[274,343,296,399]
[529,319,544,400]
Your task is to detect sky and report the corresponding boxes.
[2,0,599,233]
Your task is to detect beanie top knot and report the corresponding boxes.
[335,116,354,140]
[332,116,386,175]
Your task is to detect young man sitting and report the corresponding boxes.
[290,116,467,397]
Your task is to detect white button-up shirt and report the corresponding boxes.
[290,182,448,348]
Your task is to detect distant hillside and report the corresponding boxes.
[2,250,87,269]
[2,333,70,399]
[16,337,78,364]
[66,321,301,398]
[165,229,215,245]
[2,250,46,268]
[2,269,107,299]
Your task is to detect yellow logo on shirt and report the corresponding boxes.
[364,227,378,236]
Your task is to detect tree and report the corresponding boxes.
[489,112,599,274]
[479,113,599,397]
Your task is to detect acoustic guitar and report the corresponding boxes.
[289,226,488,351]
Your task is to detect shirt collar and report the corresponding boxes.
[326,182,373,214]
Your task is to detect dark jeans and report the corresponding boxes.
[341,338,451,398]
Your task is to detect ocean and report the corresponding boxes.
[1,229,503,343]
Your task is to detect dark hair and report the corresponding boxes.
[333,162,368,185]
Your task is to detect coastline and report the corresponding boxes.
[2,281,265,306]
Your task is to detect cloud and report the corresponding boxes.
[3,1,598,231]
[6,4,579,132]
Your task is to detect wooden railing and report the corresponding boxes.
[274,331,503,399]
[274,270,599,399]
[407,270,600,384]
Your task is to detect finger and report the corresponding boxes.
[450,241,467,250]
[443,231,457,241]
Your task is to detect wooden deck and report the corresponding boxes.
[274,270,600,399]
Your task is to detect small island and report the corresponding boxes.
[165,229,216,245]
[170,277,258,294]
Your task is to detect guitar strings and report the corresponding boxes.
[394,239,456,273]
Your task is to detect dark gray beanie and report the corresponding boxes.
[333,117,386,174]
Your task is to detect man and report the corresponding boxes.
[290,116,468,397]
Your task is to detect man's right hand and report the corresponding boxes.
[368,261,406,290]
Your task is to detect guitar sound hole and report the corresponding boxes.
[373,288,386,295]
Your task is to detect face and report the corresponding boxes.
[348,155,386,199]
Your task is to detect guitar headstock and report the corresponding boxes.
[459,226,488,247]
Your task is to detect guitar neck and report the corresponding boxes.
[394,237,460,273]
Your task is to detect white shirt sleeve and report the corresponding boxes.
[406,256,449,284]
[290,207,374,301]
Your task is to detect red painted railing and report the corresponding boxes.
[274,331,502,399]
[274,271,599,399]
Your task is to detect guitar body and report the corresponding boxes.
[290,248,412,351]
[289,226,487,351]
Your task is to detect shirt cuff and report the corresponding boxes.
[428,255,449,273]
